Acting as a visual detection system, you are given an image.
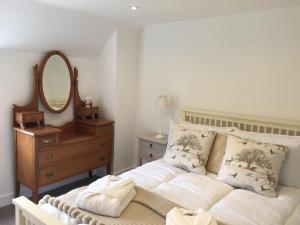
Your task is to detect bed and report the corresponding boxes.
[13,108,300,225]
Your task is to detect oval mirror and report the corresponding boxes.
[39,51,73,113]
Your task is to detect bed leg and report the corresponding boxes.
[88,170,93,178]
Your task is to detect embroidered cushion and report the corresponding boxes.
[217,135,287,197]
[163,124,216,174]
[230,129,300,188]
[168,120,234,174]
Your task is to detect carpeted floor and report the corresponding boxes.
[0,176,99,225]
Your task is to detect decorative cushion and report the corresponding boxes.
[163,123,216,174]
[206,133,227,174]
[217,135,288,197]
[230,129,300,188]
[169,120,234,174]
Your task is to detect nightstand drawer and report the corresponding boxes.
[139,140,166,155]
[141,150,163,162]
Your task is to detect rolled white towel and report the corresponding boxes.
[75,175,136,217]
[166,207,218,225]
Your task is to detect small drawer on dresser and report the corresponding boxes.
[39,138,110,166]
[139,140,166,155]
[96,125,113,138]
[38,135,57,149]
[39,152,108,186]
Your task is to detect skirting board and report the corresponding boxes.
[0,192,14,208]
[113,166,136,175]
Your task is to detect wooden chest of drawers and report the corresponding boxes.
[14,119,114,203]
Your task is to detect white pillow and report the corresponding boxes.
[163,123,216,174]
[230,129,300,188]
[217,135,288,197]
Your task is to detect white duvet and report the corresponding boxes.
[40,160,300,225]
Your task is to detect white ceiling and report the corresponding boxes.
[1,0,300,57]
[37,0,300,25]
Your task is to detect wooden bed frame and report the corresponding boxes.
[13,108,300,225]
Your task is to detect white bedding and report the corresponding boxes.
[41,160,300,225]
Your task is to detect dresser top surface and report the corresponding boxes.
[14,125,61,136]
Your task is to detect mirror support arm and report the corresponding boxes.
[13,64,40,127]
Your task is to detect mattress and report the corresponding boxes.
[40,160,300,225]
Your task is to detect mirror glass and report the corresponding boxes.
[42,55,71,111]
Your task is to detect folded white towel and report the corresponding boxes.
[75,175,136,217]
[166,207,218,225]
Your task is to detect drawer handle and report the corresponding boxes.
[149,143,153,148]
[42,138,53,144]
[45,172,54,178]
[101,143,106,147]
[150,153,153,158]
[45,154,54,160]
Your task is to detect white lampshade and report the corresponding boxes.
[157,95,168,109]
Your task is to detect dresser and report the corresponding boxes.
[138,133,168,165]
[14,120,113,203]
[13,51,114,203]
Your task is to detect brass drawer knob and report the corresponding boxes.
[45,172,54,178]
[42,137,53,144]
[45,154,54,160]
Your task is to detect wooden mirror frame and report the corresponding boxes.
[39,51,74,113]
[12,50,87,127]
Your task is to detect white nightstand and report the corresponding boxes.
[138,133,168,165]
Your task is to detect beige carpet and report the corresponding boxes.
[0,176,100,225]
[0,204,14,225]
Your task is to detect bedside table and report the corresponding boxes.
[138,133,168,165]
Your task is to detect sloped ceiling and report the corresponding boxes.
[1,0,300,57]
[0,0,123,57]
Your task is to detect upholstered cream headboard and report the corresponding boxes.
[182,108,300,136]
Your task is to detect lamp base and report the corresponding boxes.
[156,134,166,139]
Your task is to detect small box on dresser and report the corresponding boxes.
[138,133,168,165]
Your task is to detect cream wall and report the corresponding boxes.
[114,28,139,172]
[96,29,140,173]
[136,6,300,142]
[0,50,100,207]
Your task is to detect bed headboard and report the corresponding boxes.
[181,108,300,136]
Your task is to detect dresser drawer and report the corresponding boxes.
[96,125,113,138]
[39,152,108,186]
[38,135,57,149]
[39,138,111,166]
[139,140,166,155]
